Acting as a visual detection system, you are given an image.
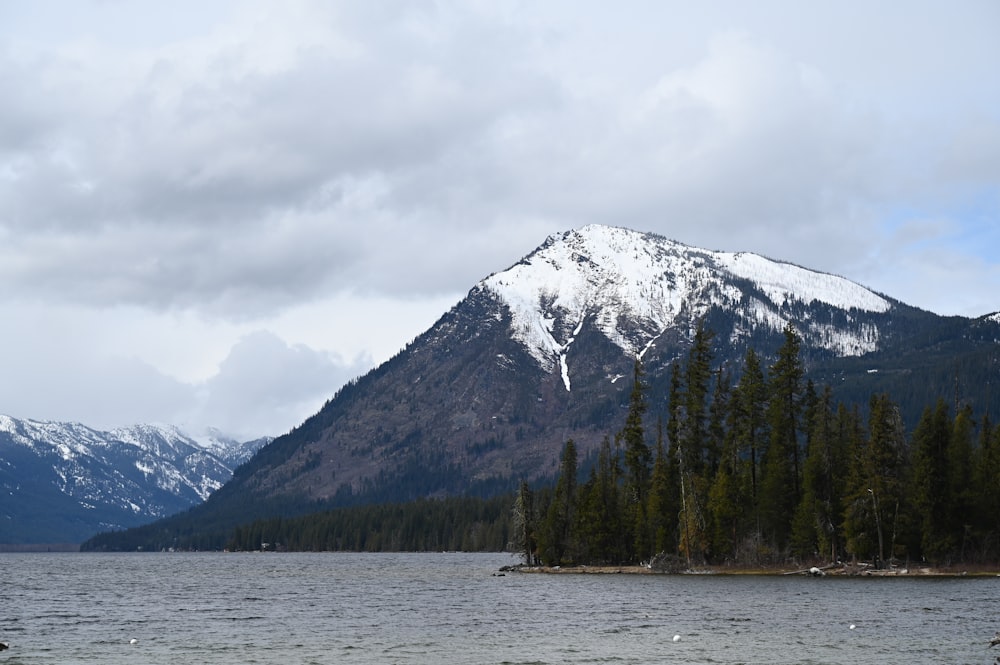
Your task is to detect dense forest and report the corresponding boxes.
[86,322,999,565]
[515,323,1000,569]
[225,496,512,552]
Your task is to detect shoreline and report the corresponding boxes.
[501,563,1000,577]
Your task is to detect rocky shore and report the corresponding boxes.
[499,562,1000,577]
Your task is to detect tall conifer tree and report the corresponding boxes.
[729,347,768,535]
[648,420,680,556]
[621,358,651,560]
[844,394,907,567]
[759,324,803,550]
[911,400,953,562]
[790,385,845,561]
[539,439,578,565]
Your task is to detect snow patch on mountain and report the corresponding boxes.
[715,252,890,313]
[481,225,894,385]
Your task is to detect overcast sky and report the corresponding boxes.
[1,1,998,439]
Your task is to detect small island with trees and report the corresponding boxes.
[508,324,1000,575]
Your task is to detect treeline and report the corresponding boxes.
[225,495,512,552]
[513,323,1000,569]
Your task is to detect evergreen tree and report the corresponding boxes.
[948,404,976,561]
[707,368,731,477]
[844,393,907,567]
[681,323,714,475]
[706,438,743,561]
[576,436,625,563]
[728,347,768,537]
[790,385,845,561]
[622,359,651,504]
[664,361,684,557]
[511,480,536,564]
[621,358,652,560]
[676,322,715,564]
[972,416,1000,561]
[911,400,953,562]
[759,324,804,550]
[539,440,578,565]
[648,421,680,556]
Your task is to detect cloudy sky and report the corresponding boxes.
[1,1,998,439]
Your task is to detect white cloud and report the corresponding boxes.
[0,0,997,433]
[189,330,365,439]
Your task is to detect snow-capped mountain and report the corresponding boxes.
[82,224,1000,551]
[0,415,269,545]
[482,225,890,389]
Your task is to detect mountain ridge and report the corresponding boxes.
[79,224,1000,550]
[0,414,269,544]
[482,226,894,386]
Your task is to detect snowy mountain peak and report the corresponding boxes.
[481,225,893,387]
[0,414,271,544]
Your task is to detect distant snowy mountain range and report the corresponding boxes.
[0,415,269,545]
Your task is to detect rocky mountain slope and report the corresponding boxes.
[83,225,1000,549]
[0,416,269,544]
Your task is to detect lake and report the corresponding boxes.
[1,552,997,664]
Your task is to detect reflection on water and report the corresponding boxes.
[1,552,998,664]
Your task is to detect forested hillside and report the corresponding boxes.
[517,323,1000,569]
[85,323,999,567]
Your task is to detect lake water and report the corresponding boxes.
[1,552,998,664]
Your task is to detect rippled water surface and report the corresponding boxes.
[1,552,998,664]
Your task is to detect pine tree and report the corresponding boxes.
[511,480,536,564]
[911,400,953,562]
[707,367,731,477]
[675,322,715,564]
[729,347,768,534]
[621,358,651,561]
[759,324,804,551]
[948,405,976,561]
[575,436,623,563]
[623,358,651,505]
[664,361,685,558]
[972,416,1000,560]
[539,440,578,565]
[844,393,908,567]
[648,421,679,556]
[790,385,845,561]
[681,323,714,476]
[707,441,743,560]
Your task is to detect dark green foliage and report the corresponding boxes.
[621,360,652,561]
[575,436,626,564]
[843,394,908,567]
[538,440,578,565]
[648,425,680,557]
[911,400,954,562]
[83,307,1000,563]
[790,386,849,560]
[518,328,1000,568]
[759,325,805,550]
[223,495,512,552]
[676,322,715,564]
[728,348,768,534]
[972,417,1000,559]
